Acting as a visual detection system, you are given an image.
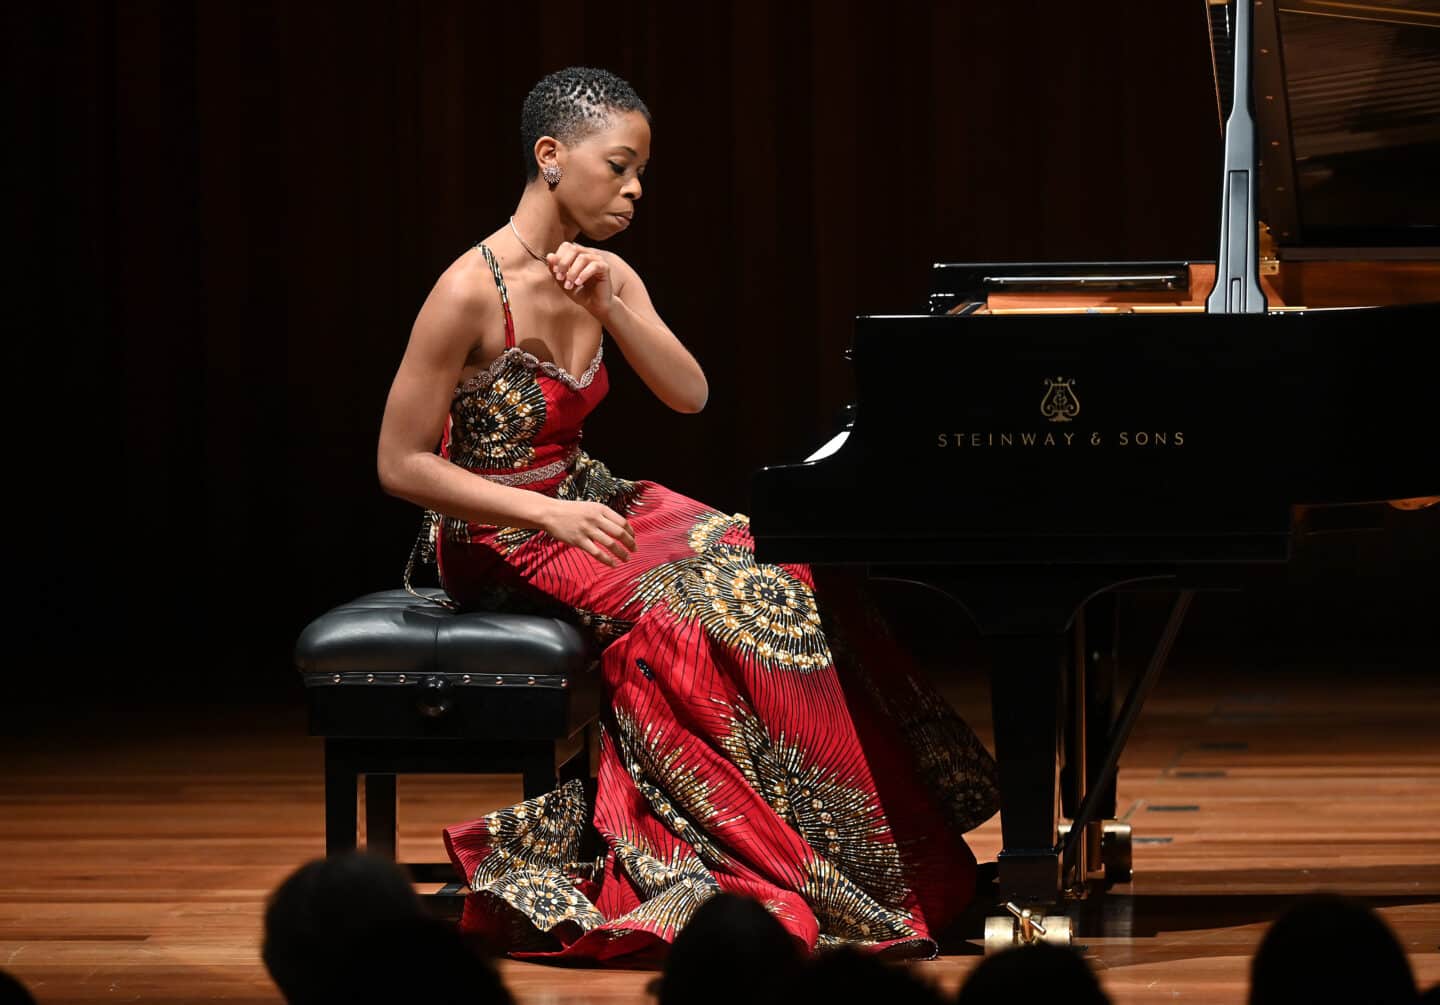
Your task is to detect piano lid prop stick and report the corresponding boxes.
[1206,0,1268,315]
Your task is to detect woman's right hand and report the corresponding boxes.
[541,499,637,567]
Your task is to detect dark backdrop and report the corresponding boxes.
[8,2,1431,702]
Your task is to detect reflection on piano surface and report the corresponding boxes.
[749,0,1438,951]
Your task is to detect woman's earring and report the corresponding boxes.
[542,165,563,186]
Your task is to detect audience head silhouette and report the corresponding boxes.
[955,942,1110,1005]
[658,893,802,1005]
[332,916,512,1005]
[1249,894,1416,1005]
[0,969,38,1005]
[788,945,945,1005]
[261,852,511,1005]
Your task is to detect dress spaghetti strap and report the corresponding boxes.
[477,243,516,350]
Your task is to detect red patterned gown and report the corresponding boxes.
[416,243,998,963]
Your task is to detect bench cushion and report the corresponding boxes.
[295,589,599,741]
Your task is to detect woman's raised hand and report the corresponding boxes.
[546,243,614,321]
[541,498,636,568]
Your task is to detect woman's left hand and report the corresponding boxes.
[546,243,614,322]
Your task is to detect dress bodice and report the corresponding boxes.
[439,243,609,491]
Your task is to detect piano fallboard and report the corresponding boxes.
[752,303,1438,567]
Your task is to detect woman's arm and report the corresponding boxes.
[376,274,558,531]
[376,269,637,567]
[550,245,708,414]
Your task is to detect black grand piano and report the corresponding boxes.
[750,0,1439,950]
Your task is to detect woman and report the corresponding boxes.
[376,66,998,963]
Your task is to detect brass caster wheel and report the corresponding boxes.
[984,904,1074,953]
[984,914,1018,953]
[1038,914,1073,945]
[1101,821,1133,885]
[1059,819,1135,886]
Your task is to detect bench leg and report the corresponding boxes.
[365,773,397,859]
[522,746,556,800]
[557,724,593,786]
[324,739,358,856]
[325,737,587,854]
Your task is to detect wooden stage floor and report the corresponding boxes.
[2,655,1437,1003]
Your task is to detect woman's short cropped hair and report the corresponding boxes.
[520,66,651,180]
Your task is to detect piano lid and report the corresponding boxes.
[1206,0,1440,258]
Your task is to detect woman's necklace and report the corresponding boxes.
[508,216,549,264]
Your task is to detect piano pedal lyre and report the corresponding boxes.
[1058,819,1134,886]
[984,902,1074,954]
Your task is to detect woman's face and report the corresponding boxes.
[549,111,650,240]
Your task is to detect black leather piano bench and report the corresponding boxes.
[293,588,601,900]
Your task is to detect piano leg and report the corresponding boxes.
[987,633,1066,905]
[986,598,1124,908]
[982,631,1084,951]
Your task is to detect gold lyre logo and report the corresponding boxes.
[1040,377,1080,423]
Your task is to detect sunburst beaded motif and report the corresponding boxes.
[686,510,745,553]
[485,867,604,933]
[612,709,727,865]
[693,549,831,671]
[469,780,589,886]
[449,367,547,471]
[801,857,919,948]
[718,698,906,905]
[607,832,720,939]
[627,526,832,673]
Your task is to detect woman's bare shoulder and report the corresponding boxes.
[400,245,503,367]
[436,240,498,297]
[426,244,505,323]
